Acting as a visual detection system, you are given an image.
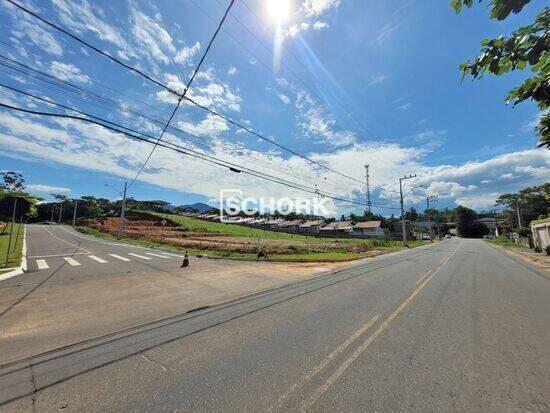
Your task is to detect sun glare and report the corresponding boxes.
[267,0,290,23]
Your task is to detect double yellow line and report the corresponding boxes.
[42,226,92,253]
[269,248,457,412]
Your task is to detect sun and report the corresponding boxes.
[267,0,290,23]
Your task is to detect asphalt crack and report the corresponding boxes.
[141,353,168,372]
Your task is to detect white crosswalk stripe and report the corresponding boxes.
[145,252,171,259]
[88,255,108,263]
[156,252,184,258]
[64,257,81,266]
[128,253,152,260]
[109,254,131,262]
[36,259,49,270]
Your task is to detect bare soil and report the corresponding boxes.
[79,216,373,255]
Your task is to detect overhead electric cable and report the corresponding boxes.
[4,0,180,96]
[127,0,236,189]
[0,102,401,209]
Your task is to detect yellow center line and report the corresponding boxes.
[416,268,434,285]
[267,314,380,412]
[299,249,457,412]
[41,226,92,254]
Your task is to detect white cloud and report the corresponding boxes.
[313,21,329,30]
[368,75,388,86]
[174,41,200,65]
[227,66,237,76]
[397,102,413,111]
[27,184,71,194]
[377,22,401,45]
[303,0,341,17]
[296,91,356,147]
[49,62,91,83]
[10,17,63,57]
[131,9,175,65]
[278,94,291,104]
[177,114,229,138]
[50,0,131,51]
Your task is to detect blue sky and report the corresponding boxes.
[0,0,548,216]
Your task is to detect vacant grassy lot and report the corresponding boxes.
[77,211,426,262]
[0,222,24,269]
[486,236,529,250]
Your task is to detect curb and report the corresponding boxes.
[0,224,27,282]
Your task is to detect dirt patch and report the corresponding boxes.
[79,215,373,255]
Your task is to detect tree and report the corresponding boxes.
[455,205,489,237]
[0,171,25,192]
[452,0,549,147]
[404,207,419,221]
[496,183,550,226]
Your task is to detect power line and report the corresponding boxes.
[182,94,366,185]
[4,1,370,190]
[0,101,401,210]
[5,0,180,96]
[127,0,236,189]
[0,60,341,190]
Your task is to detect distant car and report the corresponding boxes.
[445,234,452,239]
[421,234,431,240]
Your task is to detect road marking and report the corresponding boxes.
[299,249,457,412]
[36,259,49,270]
[63,257,81,266]
[155,252,184,258]
[128,253,152,260]
[28,253,88,259]
[41,226,92,253]
[88,255,108,263]
[109,254,131,262]
[267,314,380,412]
[416,269,434,285]
[145,252,171,259]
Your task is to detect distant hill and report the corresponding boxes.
[177,202,216,213]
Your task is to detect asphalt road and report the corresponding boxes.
[1,235,549,412]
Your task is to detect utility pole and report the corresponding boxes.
[4,197,17,268]
[426,195,438,242]
[315,184,321,239]
[58,202,63,224]
[515,200,523,228]
[72,199,78,227]
[493,210,499,237]
[117,181,128,240]
[399,174,416,245]
[364,164,371,214]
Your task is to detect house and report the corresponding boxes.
[277,219,303,231]
[531,217,550,252]
[320,221,353,236]
[265,218,285,229]
[352,220,386,237]
[299,220,326,234]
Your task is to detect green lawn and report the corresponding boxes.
[0,222,24,269]
[486,236,529,250]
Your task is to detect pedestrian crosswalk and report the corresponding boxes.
[30,251,182,271]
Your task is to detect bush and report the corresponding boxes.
[545,245,550,256]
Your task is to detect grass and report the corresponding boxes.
[146,211,423,250]
[486,236,529,250]
[76,225,376,262]
[0,222,24,269]
[77,211,427,262]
